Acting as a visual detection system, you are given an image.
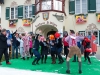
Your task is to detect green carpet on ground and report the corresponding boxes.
[1,57,100,75]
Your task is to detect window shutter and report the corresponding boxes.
[88,0,96,13]
[32,4,36,18]
[18,5,23,19]
[69,0,75,14]
[99,31,100,45]
[6,7,10,20]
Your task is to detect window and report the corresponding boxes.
[54,0,62,11]
[96,0,100,13]
[42,0,51,10]
[35,0,64,14]
[10,7,18,19]
[75,0,87,14]
[24,5,32,18]
[36,3,40,12]
[94,31,99,45]
[86,31,99,46]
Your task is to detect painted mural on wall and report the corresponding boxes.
[9,20,17,27]
[97,14,100,22]
[22,19,32,26]
[42,12,49,21]
[75,14,87,24]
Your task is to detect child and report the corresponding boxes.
[17,34,25,60]
[84,37,92,64]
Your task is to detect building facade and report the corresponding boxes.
[0,0,100,46]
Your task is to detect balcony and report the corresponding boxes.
[35,0,66,16]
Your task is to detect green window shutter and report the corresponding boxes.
[98,31,100,45]
[32,4,36,18]
[69,0,75,14]
[6,7,10,20]
[88,0,96,13]
[18,5,23,19]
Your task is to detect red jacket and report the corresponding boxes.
[85,48,92,52]
[63,37,69,46]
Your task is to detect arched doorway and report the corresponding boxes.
[47,31,56,37]
[86,23,99,45]
[35,25,58,38]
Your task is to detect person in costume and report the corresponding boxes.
[72,32,84,62]
[40,36,48,64]
[91,32,97,55]
[65,30,82,74]
[63,31,69,58]
[29,35,33,58]
[49,35,56,64]
[6,30,12,58]
[83,37,92,64]
[55,32,64,64]
[23,32,30,60]
[17,34,25,60]
[32,34,41,65]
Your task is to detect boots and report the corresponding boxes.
[79,62,82,74]
[51,56,56,64]
[66,61,70,74]
[23,57,25,60]
[32,58,37,65]
[36,58,40,65]
[44,55,47,64]
[58,56,64,64]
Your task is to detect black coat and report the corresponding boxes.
[0,33,7,49]
[40,41,48,55]
[33,34,40,50]
[56,38,63,48]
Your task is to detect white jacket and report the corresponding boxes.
[17,38,24,47]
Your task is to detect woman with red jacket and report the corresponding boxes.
[63,31,69,58]
[83,37,92,64]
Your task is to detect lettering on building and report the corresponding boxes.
[35,21,57,28]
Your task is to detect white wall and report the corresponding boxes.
[1,0,100,32]
[1,0,35,32]
[65,0,100,32]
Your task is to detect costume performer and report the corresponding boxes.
[32,34,41,65]
[65,30,82,74]
[23,33,30,59]
[72,32,84,62]
[55,32,64,64]
[83,37,92,64]
[63,31,69,58]
[49,35,56,64]
[40,36,48,64]
[29,35,33,58]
